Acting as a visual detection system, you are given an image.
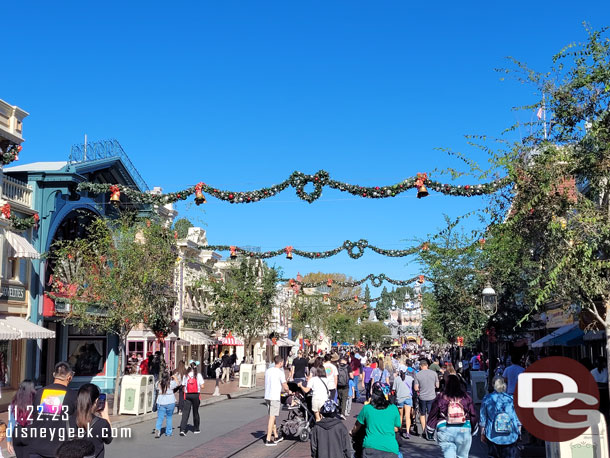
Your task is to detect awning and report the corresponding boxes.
[176,338,191,347]
[584,331,605,341]
[277,337,298,347]
[0,316,55,339]
[127,330,155,339]
[181,329,218,345]
[220,332,243,346]
[5,231,40,259]
[547,326,584,347]
[0,321,20,340]
[531,323,578,348]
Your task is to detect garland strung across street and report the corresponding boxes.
[1,143,22,166]
[76,170,510,205]
[0,203,40,230]
[280,274,424,288]
[201,238,487,260]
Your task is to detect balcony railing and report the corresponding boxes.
[2,175,32,208]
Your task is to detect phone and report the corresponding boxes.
[97,394,107,412]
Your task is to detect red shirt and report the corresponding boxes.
[139,360,149,374]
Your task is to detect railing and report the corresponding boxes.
[2,175,32,208]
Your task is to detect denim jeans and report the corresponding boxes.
[436,426,472,458]
[156,403,175,436]
[353,375,360,399]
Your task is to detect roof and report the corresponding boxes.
[4,162,68,172]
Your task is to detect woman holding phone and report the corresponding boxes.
[68,383,113,457]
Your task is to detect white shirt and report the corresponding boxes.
[264,366,286,401]
[307,376,329,403]
[182,372,205,393]
[591,367,608,384]
[360,355,368,366]
[323,362,338,390]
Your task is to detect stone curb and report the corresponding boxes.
[111,386,264,429]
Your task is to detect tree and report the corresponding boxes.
[291,293,328,343]
[173,217,194,239]
[375,286,391,321]
[327,313,359,344]
[358,321,389,347]
[50,215,177,415]
[203,259,279,360]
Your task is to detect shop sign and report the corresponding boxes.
[546,307,575,328]
[0,283,26,302]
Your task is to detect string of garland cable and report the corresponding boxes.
[76,170,511,205]
[199,238,487,260]
[279,274,423,288]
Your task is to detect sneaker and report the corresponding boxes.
[400,431,410,440]
[155,430,161,438]
[265,440,278,447]
[180,431,186,437]
[274,436,284,443]
[338,414,346,420]
[194,430,201,434]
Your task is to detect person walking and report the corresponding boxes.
[67,383,113,458]
[179,363,205,436]
[7,380,35,458]
[350,352,362,401]
[414,359,439,440]
[264,355,290,446]
[220,350,231,384]
[393,370,414,440]
[289,349,309,384]
[174,361,188,414]
[502,350,524,396]
[323,354,339,402]
[299,367,330,422]
[362,359,374,402]
[480,376,521,458]
[310,400,353,458]
[351,382,401,458]
[155,371,178,438]
[26,362,78,458]
[591,357,609,384]
[426,375,478,458]
[336,355,353,419]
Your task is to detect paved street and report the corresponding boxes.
[108,390,493,458]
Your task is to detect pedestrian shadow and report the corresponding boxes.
[250,430,266,439]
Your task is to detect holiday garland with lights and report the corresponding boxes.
[1,143,22,166]
[76,170,510,205]
[280,274,424,288]
[0,203,39,230]
[201,238,486,260]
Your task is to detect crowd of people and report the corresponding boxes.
[266,346,524,458]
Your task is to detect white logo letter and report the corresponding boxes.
[518,373,578,408]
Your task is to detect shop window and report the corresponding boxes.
[7,258,20,281]
[67,326,106,376]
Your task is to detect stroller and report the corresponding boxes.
[279,381,316,442]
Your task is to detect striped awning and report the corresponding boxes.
[0,316,55,339]
[127,329,155,339]
[220,332,243,346]
[5,231,40,259]
[181,329,218,345]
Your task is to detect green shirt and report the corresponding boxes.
[356,403,401,454]
[429,363,442,374]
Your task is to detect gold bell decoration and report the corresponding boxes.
[337,304,342,311]
[418,275,425,284]
[479,238,486,248]
[230,246,237,259]
[327,278,333,288]
[323,294,329,302]
[109,185,121,204]
[289,278,295,287]
[415,173,429,199]
[194,182,206,205]
[354,295,359,303]
[421,242,429,251]
[285,246,293,260]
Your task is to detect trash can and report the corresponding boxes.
[119,375,147,415]
[239,364,256,388]
[546,414,608,457]
[144,375,155,412]
[470,371,487,404]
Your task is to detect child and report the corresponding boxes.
[0,421,6,458]
[310,400,353,458]
[346,377,355,415]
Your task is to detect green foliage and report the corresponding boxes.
[203,259,279,357]
[358,321,389,346]
[326,313,359,344]
[173,218,194,239]
[291,294,327,340]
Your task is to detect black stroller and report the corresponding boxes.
[279,381,316,442]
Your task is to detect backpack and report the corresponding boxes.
[447,399,466,425]
[186,375,198,394]
[337,365,349,388]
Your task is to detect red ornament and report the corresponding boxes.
[1,203,11,219]
[465,185,470,190]
[229,194,234,199]
[33,213,40,222]
[16,145,22,152]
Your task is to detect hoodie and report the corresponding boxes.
[310,417,354,458]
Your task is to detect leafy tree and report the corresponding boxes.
[50,216,176,415]
[291,293,328,343]
[358,321,389,347]
[173,217,194,239]
[203,259,279,361]
[327,313,358,344]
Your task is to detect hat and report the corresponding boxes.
[320,400,339,417]
[331,354,339,362]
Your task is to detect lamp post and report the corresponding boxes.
[337,330,341,347]
[481,284,498,392]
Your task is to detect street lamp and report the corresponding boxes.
[481,284,498,315]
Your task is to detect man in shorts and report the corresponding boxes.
[413,359,439,440]
[264,355,290,446]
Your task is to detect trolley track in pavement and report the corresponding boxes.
[222,435,301,458]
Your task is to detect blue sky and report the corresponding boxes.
[3,1,609,297]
